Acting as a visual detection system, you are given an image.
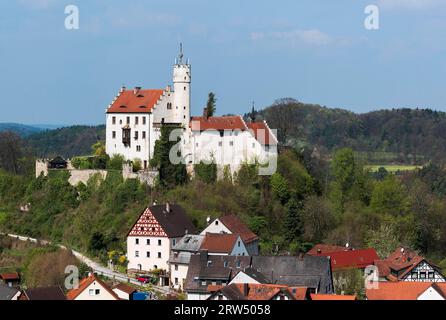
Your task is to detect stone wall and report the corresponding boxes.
[68,169,108,186]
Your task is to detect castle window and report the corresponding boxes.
[158,239,162,246]
[122,128,131,147]
[184,106,186,110]
[112,131,116,139]
[112,116,116,125]
[175,265,178,271]
[142,131,146,139]
[135,117,139,125]
[135,251,139,257]
[146,239,150,245]
[184,86,186,91]
[229,141,234,146]
[135,238,139,245]
[134,131,139,140]
[136,146,141,152]
[167,103,172,110]
[126,117,130,125]
[143,117,146,125]
[218,141,222,147]
[158,252,162,259]
[146,251,150,258]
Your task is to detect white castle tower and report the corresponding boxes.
[172,43,191,127]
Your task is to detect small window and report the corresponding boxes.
[215,220,219,225]
[95,289,100,295]
[158,239,162,246]
[142,131,146,139]
[112,116,116,125]
[238,241,241,247]
[135,131,139,140]
[175,278,179,285]
[411,271,418,279]
[135,238,139,245]
[229,141,234,146]
[167,103,172,110]
[146,239,150,245]
[135,251,139,257]
[428,271,435,279]
[112,131,116,139]
[136,146,141,152]
[143,117,146,125]
[184,86,186,91]
[126,117,130,125]
[420,272,427,279]
[175,265,178,271]
[218,141,222,147]
[135,117,139,125]
[158,252,161,259]
[89,289,95,296]
[184,106,186,110]
[173,239,176,246]
[223,261,228,267]
[146,251,150,258]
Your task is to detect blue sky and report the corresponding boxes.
[1,0,446,125]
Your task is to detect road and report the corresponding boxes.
[1,232,171,295]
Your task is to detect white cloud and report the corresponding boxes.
[251,29,334,46]
[376,0,443,10]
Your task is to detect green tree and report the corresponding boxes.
[284,198,304,242]
[370,175,409,217]
[206,92,217,117]
[152,125,188,188]
[270,173,290,204]
[107,154,124,171]
[365,225,400,258]
[194,161,217,183]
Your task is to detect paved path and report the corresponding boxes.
[1,232,171,295]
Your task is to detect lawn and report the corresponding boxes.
[364,165,422,173]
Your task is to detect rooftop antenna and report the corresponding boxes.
[178,42,184,64]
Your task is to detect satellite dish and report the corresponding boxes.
[206,216,211,224]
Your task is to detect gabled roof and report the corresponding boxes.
[374,247,443,281]
[366,282,446,300]
[172,234,204,252]
[0,272,20,281]
[251,255,334,294]
[218,214,259,244]
[310,248,379,270]
[307,244,348,255]
[112,283,137,295]
[200,233,240,254]
[21,286,66,300]
[310,294,356,300]
[246,121,278,146]
[232,267,269,284]
[107,89,164,114]
[128,204,197,238]
[208,283,306,300]
[0,284,20,300]
[67,274,119,300]
[190,116,248,131]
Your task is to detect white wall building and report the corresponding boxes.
[105,46,277,174]
[67,274,120,301]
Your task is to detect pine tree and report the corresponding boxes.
[284,198,304,242]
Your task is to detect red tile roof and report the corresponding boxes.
[107,89,164,114]
[307,244,347,255]
[218,214,259,244]
[66,274,119,300]
[366,282,446,300]
[307,245,379,270]
[247,121,278,146]
[310,294,356,300]
[374,247,431,281]
[0,272,20,281]
[112,283,136,295]
[190,116,248,131]
[200,233,240,254]
[212,283,307,300]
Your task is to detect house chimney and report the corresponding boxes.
[120,86,126,93]
[203,107,208,119]
[166,202,171,213]
[134,86,141,95]
[243,283,249,296]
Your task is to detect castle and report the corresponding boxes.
[105,46,277,175]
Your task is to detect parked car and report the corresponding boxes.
[136,275,152,284]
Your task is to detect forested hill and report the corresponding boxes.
[254,99,446,164]
[26,125,105,158]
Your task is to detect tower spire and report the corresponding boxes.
[178,42,184,64]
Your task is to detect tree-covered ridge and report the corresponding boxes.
[255,99,446,164]
[26,125,105,158]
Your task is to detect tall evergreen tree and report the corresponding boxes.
[206,92,216,117]
[284,198,304,242]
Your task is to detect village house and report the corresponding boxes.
[0,284,20,300]
[19,286,66,300]
[104,46,277,175]
[307,244,379,271]
[201,214,259,255]
[184,251,334,300]
[0,272,20,287]
[373,247,446,282]
[200,233,249,256]
[67,273,120,300]
[127,203,196,286]
[207,283,309,301]
[366,281,446,300]
[112,283,137,300]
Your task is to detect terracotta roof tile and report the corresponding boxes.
[247,121,278,146]
[211,283,306,300]
[190,116,248,131]
[218,215,259,244]
[307,245,379,270]
[113,283,136,295]
[107,89,164,114]
[200,233,240,254]
[67,274,119,300]
[366,282,446,300]
[310,293,356,300]
[0,272,20,281]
